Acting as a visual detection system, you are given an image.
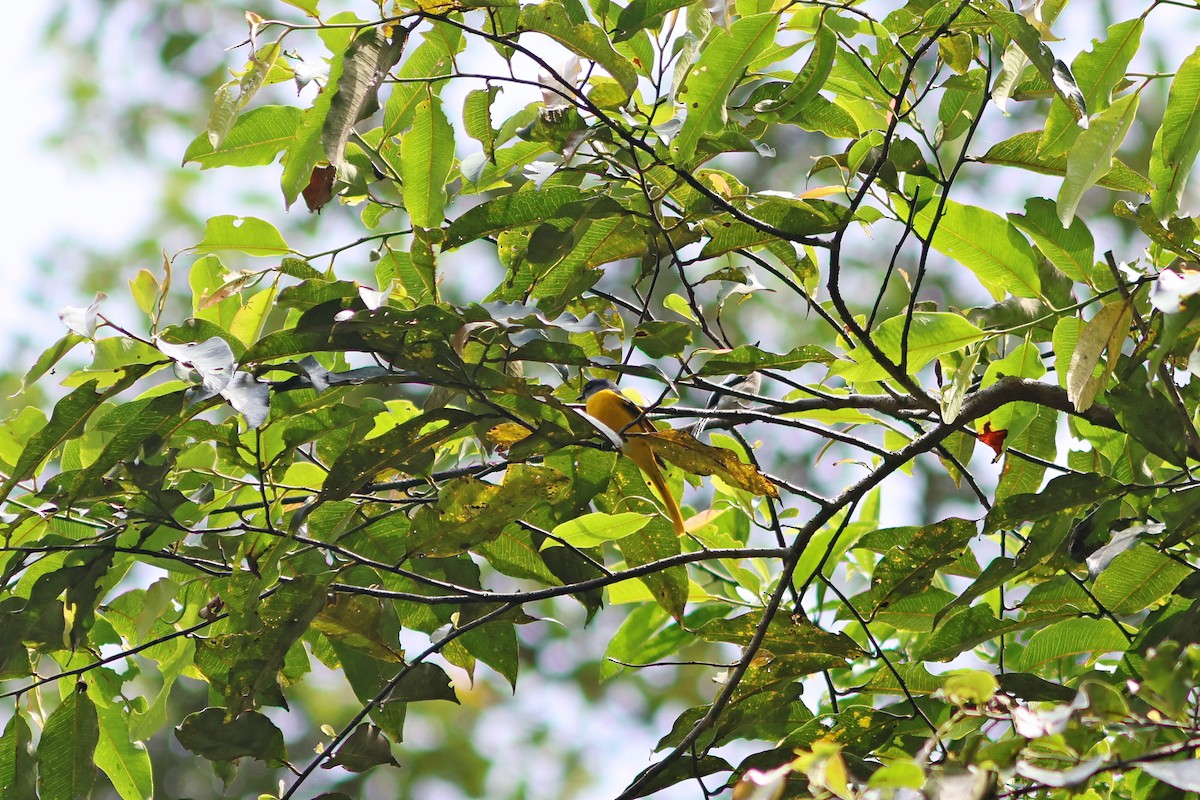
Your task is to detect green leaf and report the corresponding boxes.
[1150,46,1200,219]
[313,595,404,662]
[193,215,291,257]
[320,409,477,501]
[382,26,464,139]
[460,615,520,688]
[938,69,987,141]
[330,644,407,742]
[183,105,302,169]
[1008,197,1094,282]
[848,518,978,616]
[1017,618,1128,671]
[614,512,688,619]
[835,313,985,383]
[401,91,455,230]
[90,686,153,800]
[36,688,99,800]
[21,334,88,392]
[408,468,567,557]
[908,197,1041,299]
[672,13,778,164]
[1092,545,1190,615]
[699,198,849,256]
[1040,18,1142,158]
[917,604,1001,662]
[1106,381,1188,467]
[987,473,1119,532]
[546,511,652,548]
[698,343,834,375]
[387,662,459,704]
[0,381,106,502]
[753,23,836,120]
[174,709,287,766]
[784,94,859,137]
[445,186,595,248]
[698,611,864,674]
[0,712,35,800]
[463,87,499,162]
[280,0,320,14]
[633,321,693,358]
[601,605,730,680]
[1058,91,1140,227]
[518,2,638,101]
[612,0,692,41]
[978,130,1151,193]
[942,669,998,706]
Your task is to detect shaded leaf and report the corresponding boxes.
[321,723,399,773]
[175,709,286,766]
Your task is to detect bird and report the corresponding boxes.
[691,372,761,438]
[579,378,687,536]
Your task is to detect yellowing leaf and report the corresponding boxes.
[941,669,999,706]
[631,429,778,498]
[1066,299,1132,412]
[485,422,533,449]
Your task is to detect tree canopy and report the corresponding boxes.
[7,1,1200,798]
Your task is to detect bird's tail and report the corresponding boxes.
[646,462,687,536]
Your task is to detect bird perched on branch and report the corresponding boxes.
[579,378,686,536]
[691,372,761,438]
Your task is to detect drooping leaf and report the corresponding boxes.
[633,429,778,498]
[1065,299,1132,412]
[672,13,779,164]
[322,27,407,172]
[517,2,638,101]
[0,712,36,800]
[400,90,454,230]
[1058,91,1140,226]
[36,688,99,800]
[90,685,153,800]
[1150,46,1200,219]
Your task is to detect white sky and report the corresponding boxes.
[1,4,156,359]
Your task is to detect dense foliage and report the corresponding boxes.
[7,0,1200,798]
